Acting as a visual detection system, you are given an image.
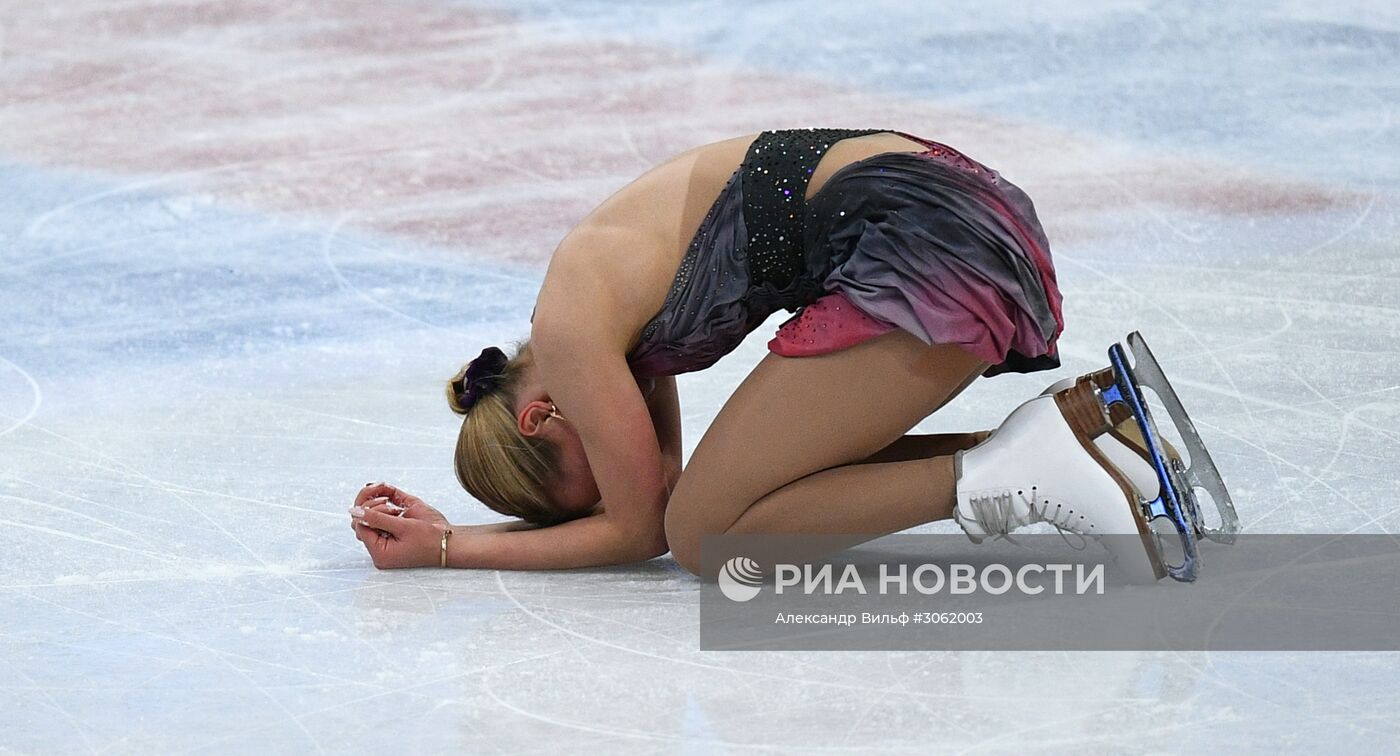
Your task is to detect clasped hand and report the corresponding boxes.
[350,482,451,569]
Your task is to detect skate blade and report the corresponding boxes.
[1099,332,1240,581]
[1121,332,1240,543]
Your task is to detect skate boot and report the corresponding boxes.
[1039,332,1240,581]
[954,392,1164,584]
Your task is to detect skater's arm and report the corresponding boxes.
[645,374,683,491]
[443,509,659,569]
[516,302,672,565]
[354,503,661,569]
[452,519,541,535]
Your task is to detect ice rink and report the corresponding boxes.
[3,0,1399,751]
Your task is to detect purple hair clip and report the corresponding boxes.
[455,345,509,411]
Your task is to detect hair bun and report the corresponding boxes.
[446,345,509,415]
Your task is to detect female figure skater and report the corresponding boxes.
[349,128,1194,581]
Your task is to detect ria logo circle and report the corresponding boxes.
[718,556,764,602]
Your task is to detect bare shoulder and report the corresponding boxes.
[529,226,649,351]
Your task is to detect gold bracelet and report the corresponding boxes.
[439,526,452,568]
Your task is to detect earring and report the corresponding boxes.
[548,403,565,421]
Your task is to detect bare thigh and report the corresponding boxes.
[664,328,989,569]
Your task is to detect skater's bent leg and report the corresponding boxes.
[726,431,995,535]
[665,329,989,575]
[853,431,990,466]
[726,454,961,537]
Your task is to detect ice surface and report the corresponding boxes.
[2,0,1399,752]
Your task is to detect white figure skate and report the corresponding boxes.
[958,331,1240,582]
[954,389,1164,583]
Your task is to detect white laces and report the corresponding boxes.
[970,489,1087,551]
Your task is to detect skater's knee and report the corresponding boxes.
[664,450,790,576]
[663,517,706,577]
[663,502,708,577]
[668,537,704,577]
[664,479,741,578]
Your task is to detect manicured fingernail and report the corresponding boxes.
[350,506,365,517]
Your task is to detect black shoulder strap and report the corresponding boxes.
[741,128,885,292]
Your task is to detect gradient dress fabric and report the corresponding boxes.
[624,135,1064,379]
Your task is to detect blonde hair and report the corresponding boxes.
[446,339,570,525]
